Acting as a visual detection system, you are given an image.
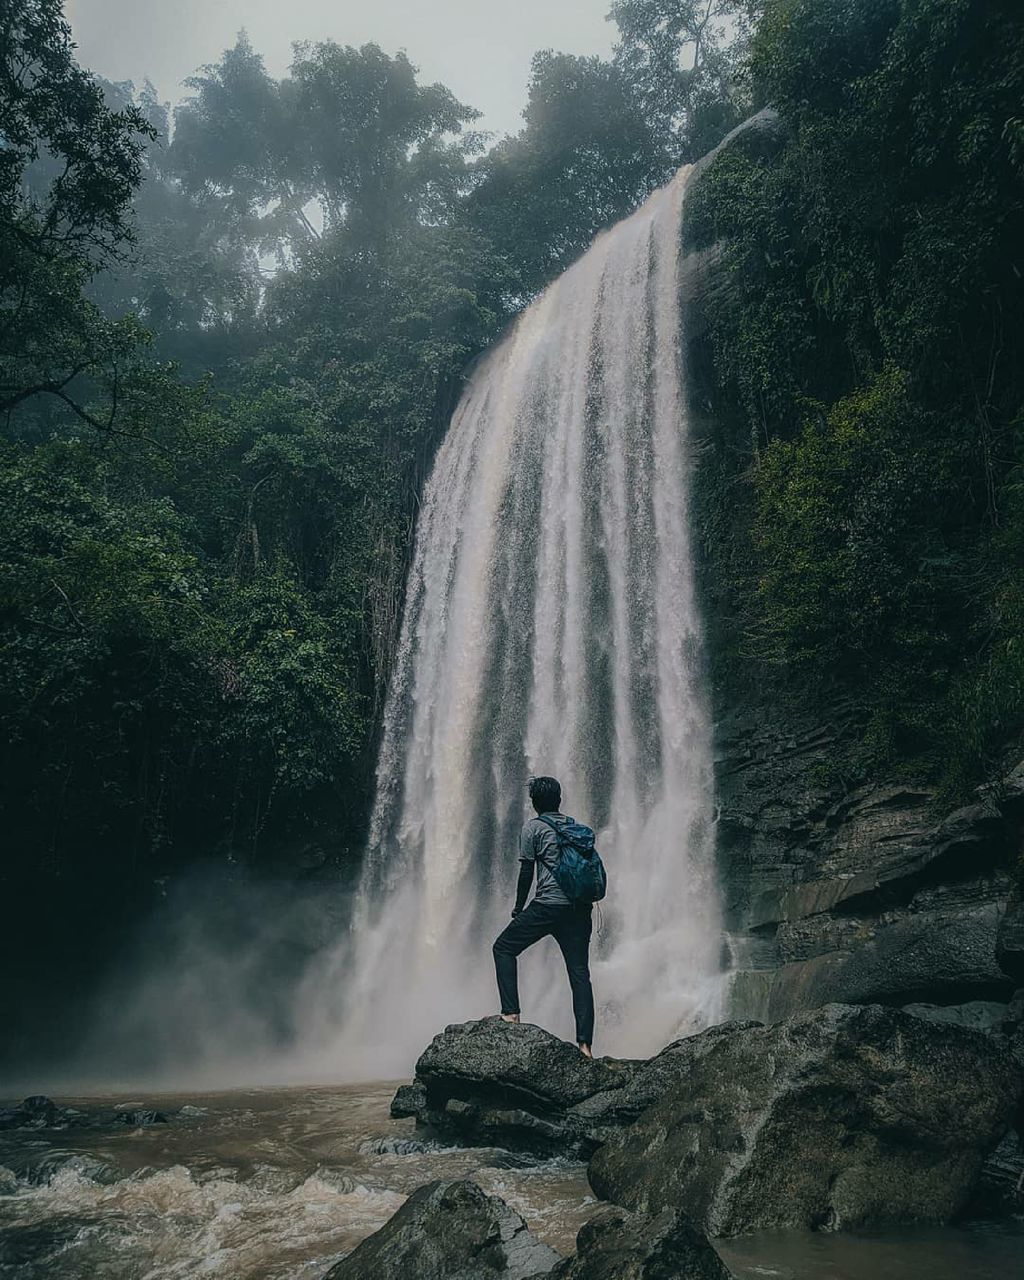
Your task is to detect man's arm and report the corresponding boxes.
[513,820,536,916]
[512,859,534,917]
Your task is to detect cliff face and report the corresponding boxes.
[713,697,1023,1023]
[680,112,1024,1031]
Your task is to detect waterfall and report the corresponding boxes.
[328,166,723,1075]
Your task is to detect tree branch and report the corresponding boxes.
[0,375,169,452]
[49,578,86,632]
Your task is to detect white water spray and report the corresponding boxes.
[318,166,723,1076]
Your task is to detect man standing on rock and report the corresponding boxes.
[492,775,600,1058]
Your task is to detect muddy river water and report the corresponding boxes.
[0,1083,1020,1278]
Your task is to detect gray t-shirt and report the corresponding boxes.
[520,812,572,907]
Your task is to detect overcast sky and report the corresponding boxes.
[67,0,618,139]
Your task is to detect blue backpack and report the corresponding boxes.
[538,815,608,904]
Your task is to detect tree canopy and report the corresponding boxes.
[687,0,1024,794]
[3,0,1020,905]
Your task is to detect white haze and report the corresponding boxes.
[67,0,617,139]
[8,165,725,1095]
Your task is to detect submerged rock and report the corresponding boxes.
[0,1096,89,1131]
[542,1208,731,1280]
[322,1178,560,1280]
[0,1096,170,1132]
[113,1109,168,1126]
[588,1002,1023,1235]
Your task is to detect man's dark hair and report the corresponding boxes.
[528,775,561,814]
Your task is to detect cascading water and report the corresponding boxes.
[328,165,723,1075]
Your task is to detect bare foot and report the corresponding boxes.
[578,1042,593,1059]
[500,1013,520,1024]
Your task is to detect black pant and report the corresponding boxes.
[492,900,594,1045]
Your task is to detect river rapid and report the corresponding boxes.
[1,1082,1022,1279]
[0,1082,593,1278]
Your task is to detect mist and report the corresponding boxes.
[67,0,617,138]
[0,869,338,1094]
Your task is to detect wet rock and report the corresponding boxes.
[358,1135,453,1157]
[733,893,1015,1022]
[565,1022,761,1143]
[390,1081,427,1118]
[397,1017,774,1158]
[903,1000,1008,1033]
[997,887,1024,984]
[973,1130,1024,1216]
[1001,988,1024,1068]
[416,1018,630,1109]
[587,1003,1023,1236]
[0,1096,88,1130]
[114,1109,168,1126]
[0,1096,57,1129]
[709,681,1022,1027]
[542,1208,731,1280]
[0,1096,172,1132]
[822,903,1011,1004]
[322,1178,560,1280]
[399,1018,637,1156]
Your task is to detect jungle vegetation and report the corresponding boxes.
[2,0,1022,914]
[686,0,1024,797]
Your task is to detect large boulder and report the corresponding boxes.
[393,1017,638,1156]
[566,1022,761,1141]
[323,1179,560,1280]
[588,1003,1022,1236]
[541,1208,731,1280]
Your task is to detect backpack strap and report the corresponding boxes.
[537,814,566,839]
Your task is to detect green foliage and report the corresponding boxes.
[464,52,668,294]
[0,21,517,873]
[753,370,964,673]
[691,0,1024,795]
[0,376,375,868]
[0,0,153,264]
[0,440,222,864]
[172,35,482,254]
[0,0,768,1052]
[611,0,763,160]
[461,9,759,297]
[0,0,155,427]
[942,424,1024,798]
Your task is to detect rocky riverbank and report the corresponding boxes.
[328,1008,1024,1277]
